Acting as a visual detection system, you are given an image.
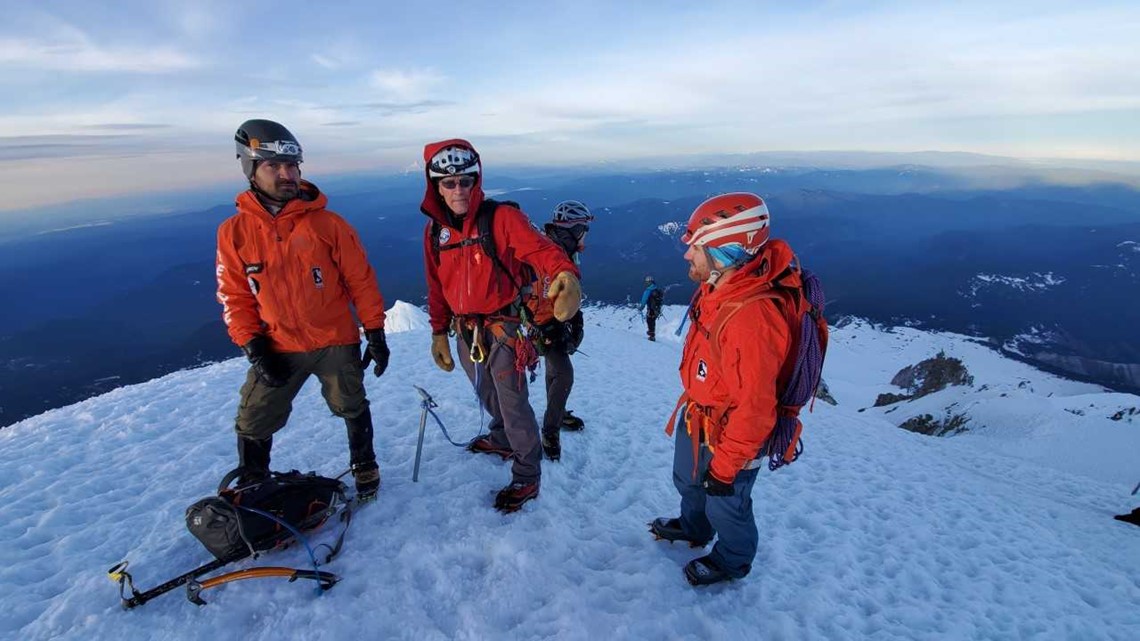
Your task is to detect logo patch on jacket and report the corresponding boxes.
[311,267,324,288]
[438,227,452,244]
[247,276,260,295]
[696,360,708,382]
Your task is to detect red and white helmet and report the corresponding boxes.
[681,192,770,254]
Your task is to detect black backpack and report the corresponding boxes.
[185,469,348,562]
[647,288,664,316]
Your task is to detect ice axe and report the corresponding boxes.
[413,385,436,482]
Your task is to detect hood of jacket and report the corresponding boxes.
[700,238,797,305]
[235,180,326,221]
[420,138,485,231]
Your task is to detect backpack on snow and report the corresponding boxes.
[647,288,664,317]
[185,468,348,562]
[706,257,828,471]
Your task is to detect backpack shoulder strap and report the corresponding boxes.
[477,200,528,294]
[429,220,442,264]
[707,284,792,368]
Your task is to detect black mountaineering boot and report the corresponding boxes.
[648,517,710,547]
[541,430,561,461]
[683,556,742,587]
[345,406,377,466]
[560,410,585,431]
[236,435,272,485]
[352,460,381,501]
[1115,508,1140,527]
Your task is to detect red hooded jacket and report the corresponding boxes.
[674,239,797,482]
[216,181,386,352]
[421,139,577,334]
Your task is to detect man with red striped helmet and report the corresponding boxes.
[651,192,793,586]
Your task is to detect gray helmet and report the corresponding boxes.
[645,275,655,284]
[551,200,594,228]
[235,119,303,180]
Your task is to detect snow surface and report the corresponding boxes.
[2,303,1139,640]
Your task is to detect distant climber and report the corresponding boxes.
[638,276,664,341]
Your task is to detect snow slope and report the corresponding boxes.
[2,303,1138,640]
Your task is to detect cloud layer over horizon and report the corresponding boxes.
[2,1,1139,209]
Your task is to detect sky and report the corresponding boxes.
[2,302,1138,639]
[2,0,1139,210]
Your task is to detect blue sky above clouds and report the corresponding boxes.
[1,0,1139,209]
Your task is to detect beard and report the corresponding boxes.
[271,180,299,200]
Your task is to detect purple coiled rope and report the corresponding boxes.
[767,268,826,471]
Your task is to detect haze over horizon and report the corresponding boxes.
[2,1,1139,212]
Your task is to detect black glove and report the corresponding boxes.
[538,321,566,349]
[241,336,290,387]
[702,468,735,497]
[360,328,389,377]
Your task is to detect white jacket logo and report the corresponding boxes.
[696,360,707,382]
[439,228,452,245]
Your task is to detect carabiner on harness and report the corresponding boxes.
[469,323,486,363]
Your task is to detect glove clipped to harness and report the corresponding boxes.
[431,333,455,372]
[241,336,290,387]
[547,271,582,322]
[360,328,389,377]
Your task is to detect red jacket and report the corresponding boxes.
[421,139,577,334]
[674,239,796,482]
[216,181,386,352]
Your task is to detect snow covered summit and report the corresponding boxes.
[1,304,1138,640]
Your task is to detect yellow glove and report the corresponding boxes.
[547,271,582,322]
[431,333,455,372]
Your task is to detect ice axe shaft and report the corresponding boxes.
[412,385,435,482]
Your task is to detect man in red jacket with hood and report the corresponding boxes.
[216,119,389,500]
[650,192,795,586]
[421,139,580,513]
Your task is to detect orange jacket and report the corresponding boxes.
[216,181,386,352]
[674,239,796,483]
[421,139,577,334]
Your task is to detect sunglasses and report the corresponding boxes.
[438,176,476,190]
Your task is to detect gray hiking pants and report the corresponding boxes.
[672,409,761,578]
[234,343,369,440]
[542,348,574,435]
[457,326,542,484]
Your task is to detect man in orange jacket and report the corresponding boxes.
[216,119,389,499]
[421,139,581,513]
[650,192,793,586]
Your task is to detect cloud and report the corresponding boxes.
[311,54,340,70]
[0,134,135,161]
[0,31,200,73]
[82,124,173,131]
[368,68,445,100]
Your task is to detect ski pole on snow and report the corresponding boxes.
[413,385,435,482]
[1131,479,1140,496]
